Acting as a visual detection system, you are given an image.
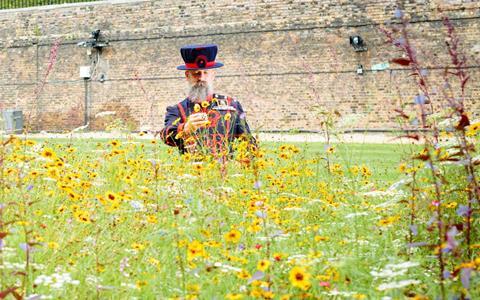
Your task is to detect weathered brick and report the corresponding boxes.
[0,0,478,131]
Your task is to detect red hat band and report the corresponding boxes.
[185,55,216,69]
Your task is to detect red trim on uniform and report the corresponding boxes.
[177,123,185,134]
[185,61,216,69]
[177,103,187,122]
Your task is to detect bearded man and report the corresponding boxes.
[160,44,254,155]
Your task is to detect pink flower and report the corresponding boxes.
[319,281,330,288]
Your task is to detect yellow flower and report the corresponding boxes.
[25,140,36,146]
[361,165,372,177]
[66,190,81,201]
[41,148,56,159]
[326,146,335,154]
[109,140,121,147]
[257,259,270,272]
[187,240,205,261]
[350,165,359,175]
[97,264,105,273]
[445,201,457,209]
[201,100,209,108]
[194,103,201,112]
[466,122,480,136]
[289,266,311,290]
[146,215,158,224]
[226,294,243,300]
[48,242,59,249]
[224,112,231,121]
[132,243,146,251]
[314,235,330,242]
[148,257,161,267]
[66,147,76,153]
[106,192,119,202]
[224,229,241,243]
[377,215,400,226]
[237,269,251,279]
[73,210,91,223]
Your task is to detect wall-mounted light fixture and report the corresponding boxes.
[349,35,367,52]
[77,29,109,50]
[356,64,364,75]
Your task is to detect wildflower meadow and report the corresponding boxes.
[1,8,480,300]
[0,131,479,299]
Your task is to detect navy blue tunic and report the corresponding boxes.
[160,94,254,154]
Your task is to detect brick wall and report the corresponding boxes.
[0,0,479,132]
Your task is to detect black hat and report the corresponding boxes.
[177,44,224,70]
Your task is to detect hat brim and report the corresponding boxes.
[177,62,224,70]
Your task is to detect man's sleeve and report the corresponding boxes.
[159,105,187,150]
[233,100,256,145]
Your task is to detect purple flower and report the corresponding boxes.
[461,268,472,289]
[441,247,451,253]
[255,210,267,219]
[414,94,426,105]
[427,216,436,227]
[248,271,265,284]
[19,243,29,252]
[27,184,34,191]
[409,224,418,236]
[119,257,130,277]
[407,242,428,248]
[20,243,40,253]
[254,181,262,190]
[456,205,470,217]
[393,37,406,47]
[446,227,459,250]
[443,270,451,279]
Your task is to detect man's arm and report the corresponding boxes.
[160,105,187,152]
[160,103,210,153]
[232,100,256,145]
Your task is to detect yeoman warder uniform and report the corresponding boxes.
[160,44,254,155]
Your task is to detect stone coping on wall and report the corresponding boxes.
[0,0,150,14]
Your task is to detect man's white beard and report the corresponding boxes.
[187,81,213,103]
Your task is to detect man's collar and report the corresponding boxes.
[187,94,215,103]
